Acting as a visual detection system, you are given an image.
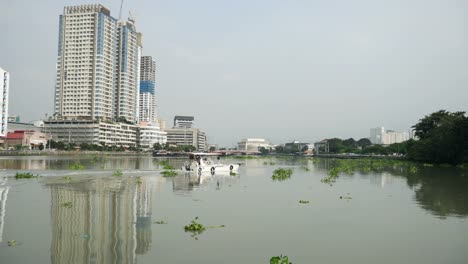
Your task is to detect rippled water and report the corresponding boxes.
[0,155,467,263]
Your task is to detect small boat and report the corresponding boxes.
[182,153,239,173]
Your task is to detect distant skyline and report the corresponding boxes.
[1,0,467,147]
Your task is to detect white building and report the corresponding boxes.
[370,127,410,145]
[116,20,141,123]
[139,56,157,123]
[44,120,138,147]
[0,68,9,138]
[138,122,167,150]
[237,138,272,151]
[54,5,119,121]
[54,5,142,123]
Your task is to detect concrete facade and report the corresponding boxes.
[54,4,142,123]
[165,127,206,151]
[44,120,138,147]
[139,56,157,123]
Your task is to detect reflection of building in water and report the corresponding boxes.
[172,172,240,194]
[46,176,155,263]
[0,179,9,243]
[369,172,395,188]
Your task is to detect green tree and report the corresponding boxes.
[357,138,372,148]
[259,147,270,155]
[153,143,163,150]
[408,110,467,164]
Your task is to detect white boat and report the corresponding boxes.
[182,153,240,173]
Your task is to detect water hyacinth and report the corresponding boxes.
[272,168,293,181]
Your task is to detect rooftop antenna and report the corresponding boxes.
[119,0,124,20]
[129,10,135,23]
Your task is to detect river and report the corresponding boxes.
[0,155,467,263]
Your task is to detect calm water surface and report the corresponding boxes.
[0,155,467,263]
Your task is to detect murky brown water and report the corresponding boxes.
[0,155,467,263]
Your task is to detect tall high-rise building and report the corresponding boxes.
[54,4,142,123]
[0,67,9,137]
[115,20,142,123]
[139,56,157,122]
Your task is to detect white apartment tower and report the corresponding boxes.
[54,5,142,123]
[0,67,9,137]
[139,56,157,122]
[54,5,118,121]
[115,20,142,123]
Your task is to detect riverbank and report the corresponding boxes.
[0,150,152,157]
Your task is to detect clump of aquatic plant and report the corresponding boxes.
[61,202,73,208]
[270,255,291,264]
[69,163,85,170]
[299,200,309,204]
[159,160,175,170]
[423,163,434,167]
[7,240,17,247]
[161,170,177,177]
[184,217,206,234]
[340,195,352,200]
[63,176,72,181]
[230,171,237,176]
[301,166,310,171]
[154,220,168,224]
[269,162,276,165]
[14,172,39,179]
[272,168,293,181]
[263,161,269,165]
[112,169,123,176]
[409,166,418,174]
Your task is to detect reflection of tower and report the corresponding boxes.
[47,177,143,264]
[135,177,155,254]
[0,179,9,243]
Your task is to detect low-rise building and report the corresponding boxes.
[44,120,138,147]
[138,122,167,150]
[164,127,206,151]
[237,138,272,151]
[4,130,48,149]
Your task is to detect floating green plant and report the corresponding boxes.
[299,200,309,204]
[7,240,17,247]
[14,172,38,179]
[263,161,268,165]
[272,168,293,181]
[184,217,206,234]
[154,220,168,224]
[301,166,310,171]
[230,171,237,176]
[161,170,177,177]
[269,162,276,165]
[159,160,175,170]
[61,202,73,208]
[63,176,72,181]
[69,163,85,170]
[112,170,123,176]
[270,255,291,264]
[409,166,418,174]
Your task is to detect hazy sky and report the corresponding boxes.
[1,0,467,147]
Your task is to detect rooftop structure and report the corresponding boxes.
[173,116,194,128]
